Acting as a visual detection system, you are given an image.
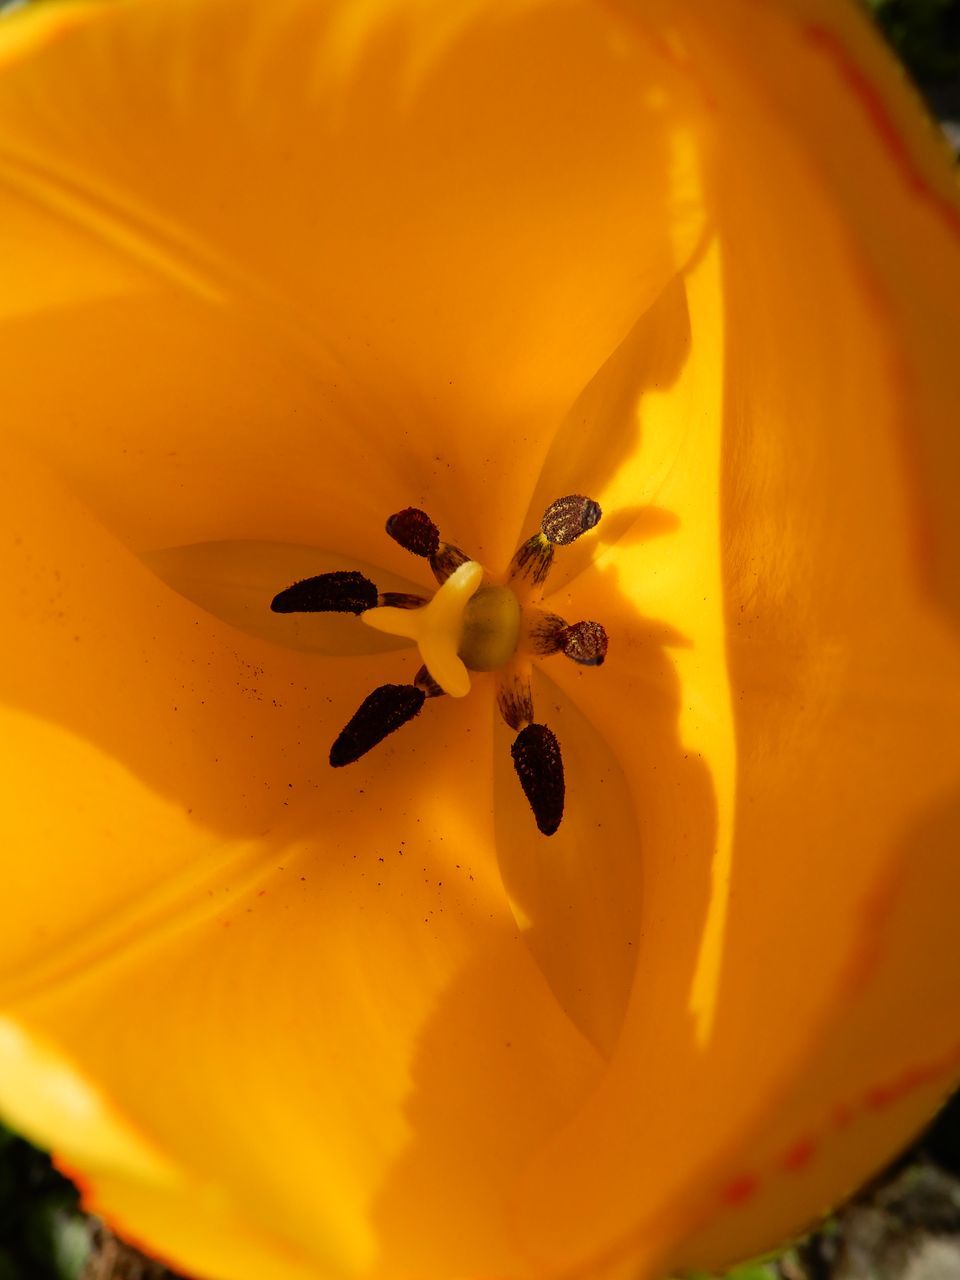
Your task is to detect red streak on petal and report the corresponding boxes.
[781,1137,816,1172]
[865,1082,899,1110]
[803,23,960,241]
[865,1051,958,1111]
[719,1173,758,1206]
[832,1103,854,1130]
[713,1047,960,1228]
[899,1063,939,1092]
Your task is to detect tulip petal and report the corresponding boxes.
[0,2,708,1272]
[0,0,706,567]
[0,828,606,1280]
[510,3,960,1275]
[0,1020,331,1280]
[4,0,960,1277]
[0,446,607,1279]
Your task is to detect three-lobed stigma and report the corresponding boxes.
[270,496,606,836]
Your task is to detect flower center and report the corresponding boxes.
[362,560,484,697]
[270,496,606,835]
[361,562,521,697]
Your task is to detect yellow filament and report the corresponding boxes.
[361,561,483,697]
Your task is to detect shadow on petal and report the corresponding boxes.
[517,272,693,590]
[368,920,605,1279]
[145,540,422,657]
[492,670,644,1059]
[597,503,681,551]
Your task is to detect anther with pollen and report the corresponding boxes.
[386,506,470,584]
[510,493,602,587]
[270,570,378,615]
[511,723,565,837]
[270,494,606,837]
[328,667,445,768]
[530,613,608,666]
[270,571,424,615]
[329,684,426,768]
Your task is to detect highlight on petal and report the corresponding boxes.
[0,1019,178,1187]
[0,1016,333,1280]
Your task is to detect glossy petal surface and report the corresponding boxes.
[1,0,960,1278]
[511,2,960,1274]
[0,0,699,1275]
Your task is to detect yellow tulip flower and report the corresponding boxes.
[2,0,960,1277]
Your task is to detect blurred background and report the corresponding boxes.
[0,0,957,1277]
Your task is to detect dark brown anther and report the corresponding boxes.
[377,592,426,610]
[559,620,608,666]
[528,612,567,656]
[511,723,565,836]
[429,542,470,585]
[330,684,426,767]
[497,673,534,732]
[271,570,379,615]
[540,495,602,546]
[386,508,440,557]
[413,666,446,699]
[508,533,554,587]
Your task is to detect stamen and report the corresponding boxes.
[511,723,565,836]
[541,494,602,546]
[386,508,440,558]
[384,506,470,585]
[362,560,483,697]
[509,494,602,588]
[509,534,554,587]
[560,621,608,666]
[414,666,446,698]
[497,671,533,732]
[430,542,470,585]
[528,612,567,655]
[378,592,426,610]
[330,683,426,767]
[271,570,378,615]
[529,612,608,664]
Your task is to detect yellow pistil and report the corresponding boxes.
[361,560,484,697]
